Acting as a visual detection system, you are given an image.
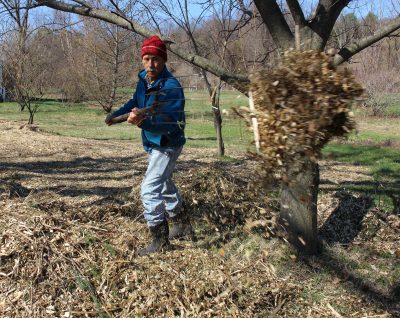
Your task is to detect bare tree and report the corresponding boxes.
[0,0,48,124]
[79,18,137,112]
[202,0,255,156]
[36,0,400,254]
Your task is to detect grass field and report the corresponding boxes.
[1,91,399,210]
[0,91,252,150]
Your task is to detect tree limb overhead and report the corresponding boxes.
[253,0,294,50]
[309,0,351,49]
[334,16,400,65]
[36,0,250,93]
[286,0,306,26]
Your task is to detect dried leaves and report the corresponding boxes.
[0,188,295,317]
[246,50,364,181]
[177,163,278,234]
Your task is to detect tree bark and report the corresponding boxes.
[253,0,294,50]
[309,0,351,50]
[287,0,306,26]
[28,114,33,125]
[211,85,224,156]
[280,160,320,254]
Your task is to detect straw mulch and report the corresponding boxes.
[0,170,300,318]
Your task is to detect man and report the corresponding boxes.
[105,36,194,256]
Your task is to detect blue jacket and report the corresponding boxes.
[112,67,186,151]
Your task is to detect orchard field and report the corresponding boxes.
[0,91,399,317]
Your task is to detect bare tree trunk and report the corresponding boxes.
[190,40,225,156]
[204,75,225,156]
[211,84,224,156]
[107,27,120,113]
[28,111,34,124]
[280,160,320,254]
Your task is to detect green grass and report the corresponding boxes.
[0,92,253,150]
[323,143,399,210]
[374,93,400,116]
[349,116,400,145]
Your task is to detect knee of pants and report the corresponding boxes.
[141,179,163,200]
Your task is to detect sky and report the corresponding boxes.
[186,0,399,20]
[299,0,399,18]
[337,0,397,17]
[2,0,399,36]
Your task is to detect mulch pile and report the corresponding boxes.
[0,168,301,318]
[1,159,398,317]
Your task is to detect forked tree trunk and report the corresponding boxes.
[214,109,224,156]
[280,159,320,254]
[28,110,34,124]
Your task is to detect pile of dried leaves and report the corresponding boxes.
[246,50,364,181]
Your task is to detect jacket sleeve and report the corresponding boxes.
[111,90,138,117]
[139,84,185,134]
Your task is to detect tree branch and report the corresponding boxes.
[72,0,92,8]
[37,0,249,92]
[286,0,306,26]
[236,0,253,18]
[334,16,400,65]
[253,0,294,50]
[309,0,351,50]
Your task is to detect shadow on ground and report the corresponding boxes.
[303,251,400,316]
[0,154,247,198]
[315,190,399,316]
[319,191,374,245]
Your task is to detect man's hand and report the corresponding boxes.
[105,113,115,126]
[127,108,145,126]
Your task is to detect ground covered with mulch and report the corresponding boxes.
[1,120,399,317]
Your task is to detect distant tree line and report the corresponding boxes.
[1,2,398,114]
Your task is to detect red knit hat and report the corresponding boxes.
[141,36,167,61]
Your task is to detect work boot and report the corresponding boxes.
[138,220,171,256]
[169,208,195,241]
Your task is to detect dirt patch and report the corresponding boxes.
[320,160,373,187]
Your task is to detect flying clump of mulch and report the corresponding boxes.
[245,50,364,181]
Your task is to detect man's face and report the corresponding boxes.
[142,54,165,80]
